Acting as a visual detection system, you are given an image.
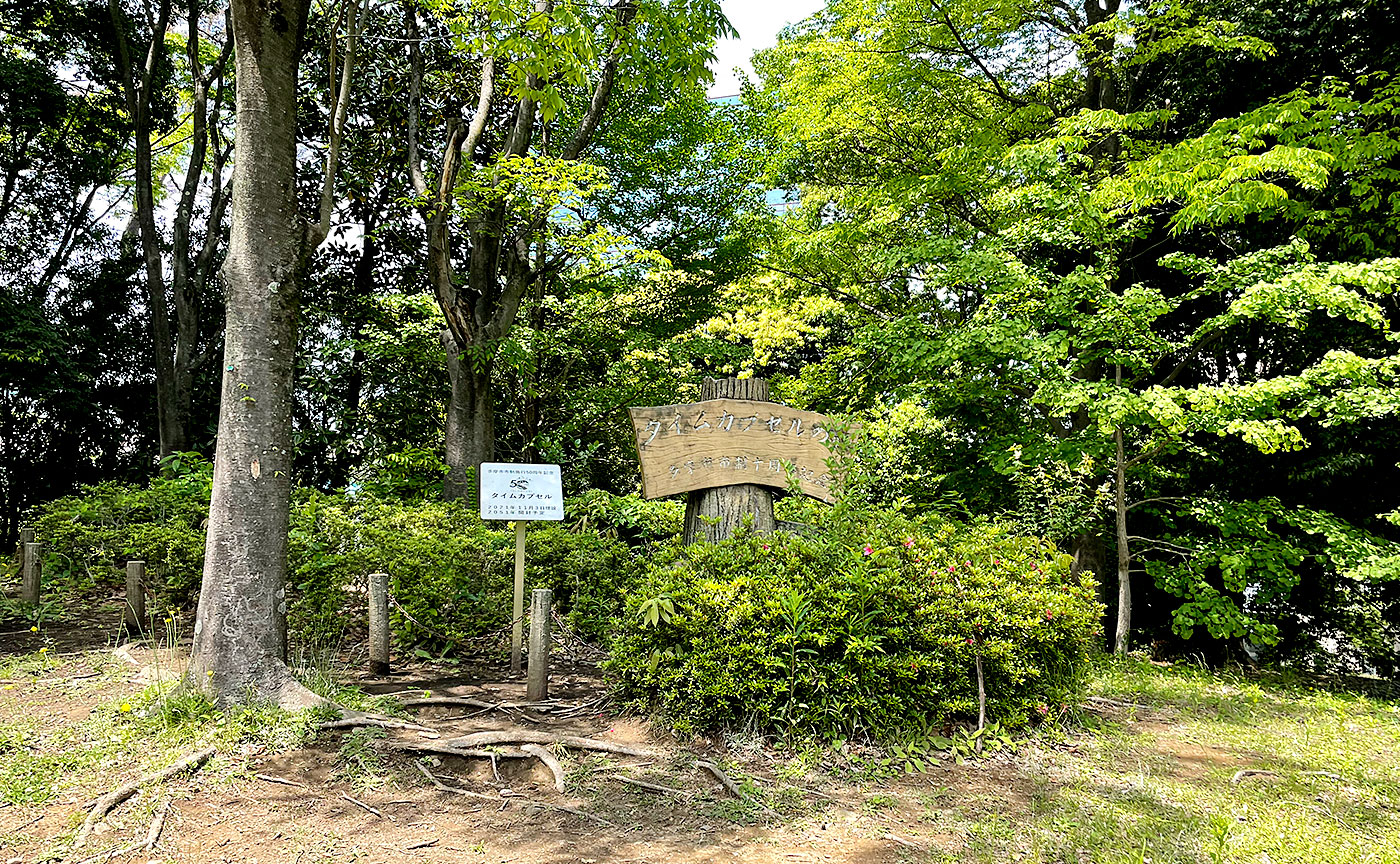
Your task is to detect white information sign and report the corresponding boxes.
[479,462,565,521]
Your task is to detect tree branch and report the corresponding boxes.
[559,0,637,160]
[314,0,371,245]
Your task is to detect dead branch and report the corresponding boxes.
[696,760,777,818]
[1231,769,1279,784]
[520,743,566,795]
[74,746,215,849]
[439,730,659,758]
[610,775,692,798]
[254,774,305,788]
[340,791,387,819]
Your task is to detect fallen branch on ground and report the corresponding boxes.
[520,744,566,794]
[340,792,387,819]
[254,774,305,788]
[696,760,778,818]
[74,746,215,849]
[1231,769,1279,783]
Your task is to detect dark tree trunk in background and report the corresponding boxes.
[186,0,324,709]
[683,377,776,544]
[442,330,495,499]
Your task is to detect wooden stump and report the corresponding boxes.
[683,377,776,544]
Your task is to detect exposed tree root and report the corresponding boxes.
[501,791,616,827]
[439,730,659,758]
[319,712,436,734]
[520,743,566,794]
[73,746,215,850]
[611,775,692,798]
[696,759,778,818]
[1231,769,1279,783]
[413,761,499,801]
[144,799,170,851]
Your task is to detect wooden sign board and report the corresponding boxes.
[628,398,837,502]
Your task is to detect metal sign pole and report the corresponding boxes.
[511,519,526,675]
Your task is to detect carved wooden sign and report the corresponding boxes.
[628,398,837,503]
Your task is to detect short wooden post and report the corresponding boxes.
[21,542,41,605]
[18,526,34,557]
[511,521,526,675]
[124,560,146,633]
[369,572,390,676]
[527,588,552,702]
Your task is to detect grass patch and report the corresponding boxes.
[973,657,1400,864]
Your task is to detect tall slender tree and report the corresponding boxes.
[187,0,366,706]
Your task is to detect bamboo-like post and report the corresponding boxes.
[21,542,41,605]
[369,571,390,676]
[18,526,34,559]
[526,588,552,702]
[124,561,146,633]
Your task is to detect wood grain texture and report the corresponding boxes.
[629,397,837,502]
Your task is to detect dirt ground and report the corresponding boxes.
[0,601,1243,864]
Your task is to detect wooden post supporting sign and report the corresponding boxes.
[368,571,390,676]
[124,560,146,633]
[527,588,552,701]
[21,542,41,605]
[479,463,564,678]
[511,521,526,674]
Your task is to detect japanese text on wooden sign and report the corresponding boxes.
[628,398,837,502]
[479,463,565,521]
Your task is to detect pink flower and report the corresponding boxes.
[761,544,769,551]
[862,545,873,556]
[964,561,972,567]
[1036,704,1049,715]
[966,637,975,644]
[948,564,956,572]
[904,538,915,548]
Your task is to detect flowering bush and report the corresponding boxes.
[607,508,1102,739]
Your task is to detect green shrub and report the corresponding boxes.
[30,458,211,606]
[28,474,642,650]
[607,508,1102,740]
[288,492,643,648]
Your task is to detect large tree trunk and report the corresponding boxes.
[186,0,323,709]
[682,377,776,544]
[442,330,495,500]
